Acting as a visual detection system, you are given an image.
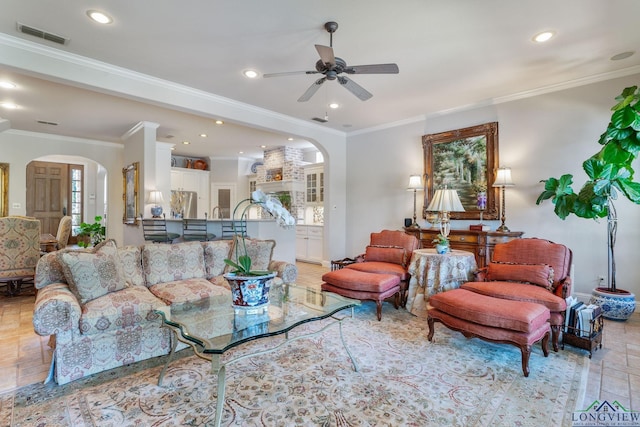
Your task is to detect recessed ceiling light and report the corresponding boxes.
[260,145,267,148]
[86,10,113,24]
[243,69,259,79]
[215,120,224,125]
[182,141,190,145]
[287,137,294,141]
[610,51,635,61]
[0,81,16,89]
[0,102,18,109]
[239,151,244,154]
[329,103,340,109]
[532,31,555,43]
[200,133,207,137]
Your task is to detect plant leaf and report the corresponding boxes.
[618,179,640,204]
[238,255,252,272]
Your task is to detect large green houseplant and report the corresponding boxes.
[536,85,640,319]
[77,215,106,248]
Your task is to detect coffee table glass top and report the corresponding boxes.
[155,283,359,354]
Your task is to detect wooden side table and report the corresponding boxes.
[40,233,58,253]
[403,228,524,268]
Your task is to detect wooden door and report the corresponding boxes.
[26,161,69,235]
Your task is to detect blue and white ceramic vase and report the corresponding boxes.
[435,243,449,255]
[224,271,276,314]
[590,287,636,321]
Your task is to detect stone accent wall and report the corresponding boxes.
[256,146,305,220]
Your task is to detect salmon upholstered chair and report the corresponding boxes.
[460,237,572,351]
[0,216,41,295]
[343,229,420,307]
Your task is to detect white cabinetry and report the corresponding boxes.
[304,164,324,205]
[296,225,323,263]
[171,167,210,217]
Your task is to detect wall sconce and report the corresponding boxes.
[426,187,464,242]
[407,174,424,228]
[147,190,165,218]
[492,167,515,232]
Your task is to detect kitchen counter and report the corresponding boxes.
[165,218,296,264]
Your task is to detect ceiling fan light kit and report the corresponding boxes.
[264,21,399,102]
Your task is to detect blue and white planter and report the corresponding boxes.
[590,287,636,321]
[224,271,276,314]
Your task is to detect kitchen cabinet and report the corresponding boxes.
[305,164,324,204]
[171,167,210,217]
[296,225,323,263]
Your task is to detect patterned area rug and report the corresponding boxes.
[1,303,588,426]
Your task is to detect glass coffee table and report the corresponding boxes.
[154,283,360,427]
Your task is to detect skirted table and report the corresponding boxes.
[405,248,477,318]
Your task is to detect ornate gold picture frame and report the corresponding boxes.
[0,163,8,217]
[422,122,499,220]
[122,162,139,224]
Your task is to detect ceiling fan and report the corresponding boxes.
[263,21,399,102]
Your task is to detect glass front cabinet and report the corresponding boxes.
[305,165,324,205]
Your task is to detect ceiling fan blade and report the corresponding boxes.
[297,77,327,102]
[263,70,319,78]
[337,76,373,101]
[315,44,335,66]
[345,63,399,74]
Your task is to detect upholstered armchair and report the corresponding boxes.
[343,229,420,307]
[0,216,41,295]
[460,237,572,351]
[55,215,72,250]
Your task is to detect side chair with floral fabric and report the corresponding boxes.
[0,215,41,295]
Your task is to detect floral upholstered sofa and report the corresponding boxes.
[32,238,297,385]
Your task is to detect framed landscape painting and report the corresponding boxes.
[422,122,499,220]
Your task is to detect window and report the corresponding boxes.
[70,165,84,236]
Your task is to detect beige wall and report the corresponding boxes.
[0,130,124,245]
[346,73,640,299]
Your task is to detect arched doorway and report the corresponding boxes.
[26,155,107,244]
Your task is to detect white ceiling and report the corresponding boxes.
[1,0,639,159]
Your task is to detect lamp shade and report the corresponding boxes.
[426,188,465,212]
[147,190,164,205]
[407,174,423,190]
[493,167,515,187]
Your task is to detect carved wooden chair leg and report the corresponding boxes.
[427,316,435,341]
[520,345,532,377]
[541,331,550,357]
[375,301,383,321]
[550,325,561,352]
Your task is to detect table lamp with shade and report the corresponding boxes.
[426,187,465,252]
[492,167,515,232]
[147,190,165,218]
[406,174,424,229]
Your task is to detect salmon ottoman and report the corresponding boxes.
[427,288,550,377]
[322,269,401,321]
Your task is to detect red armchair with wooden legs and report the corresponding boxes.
[343,229,420,307]
[460,237,572,352]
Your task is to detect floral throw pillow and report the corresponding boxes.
[57,239,127,305]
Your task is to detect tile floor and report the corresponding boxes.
[1,262,638,413]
